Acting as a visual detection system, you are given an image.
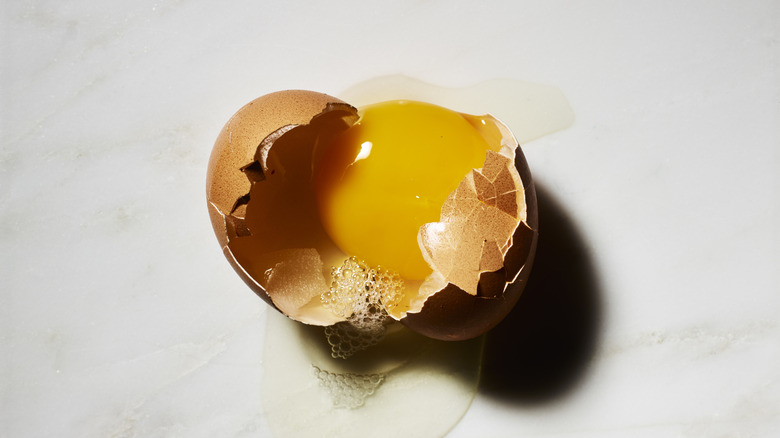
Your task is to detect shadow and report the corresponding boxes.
[479,183,603,404]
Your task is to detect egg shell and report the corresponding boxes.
[399,148,538,341]
[206,90,355,308]
[207,89,538,341]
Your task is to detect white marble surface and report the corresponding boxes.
[2,1,779,437]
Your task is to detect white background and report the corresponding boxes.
[2,1,779,437]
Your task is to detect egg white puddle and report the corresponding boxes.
[262,310,482,438]
[339,75,575,144]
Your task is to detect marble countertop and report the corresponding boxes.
[3,1,779,437]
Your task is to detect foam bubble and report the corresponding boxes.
[312,365,385,409]
[321,257,404,358]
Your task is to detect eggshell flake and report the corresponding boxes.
[402,135,538,341]
[419,150,522,296]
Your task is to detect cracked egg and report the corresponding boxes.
[206,90,537,341]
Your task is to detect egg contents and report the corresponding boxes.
[314,100,499,281]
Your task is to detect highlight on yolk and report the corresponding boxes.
[314,100,498,281]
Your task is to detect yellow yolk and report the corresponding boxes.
[314,100,497,280]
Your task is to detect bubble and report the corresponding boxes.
[321,257,404,358]
[324,321,385,360]
[312,365,385,409]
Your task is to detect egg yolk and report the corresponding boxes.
[314,100,496,281]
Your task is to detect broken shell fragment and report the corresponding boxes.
[206,90,538,340]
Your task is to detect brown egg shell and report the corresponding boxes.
[399,148,538,341]
[207,90,538,341]
[206,90,356,309]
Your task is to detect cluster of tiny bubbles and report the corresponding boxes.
[312,365,385,409]
[321,257,404,359]
[324,321,384,360]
